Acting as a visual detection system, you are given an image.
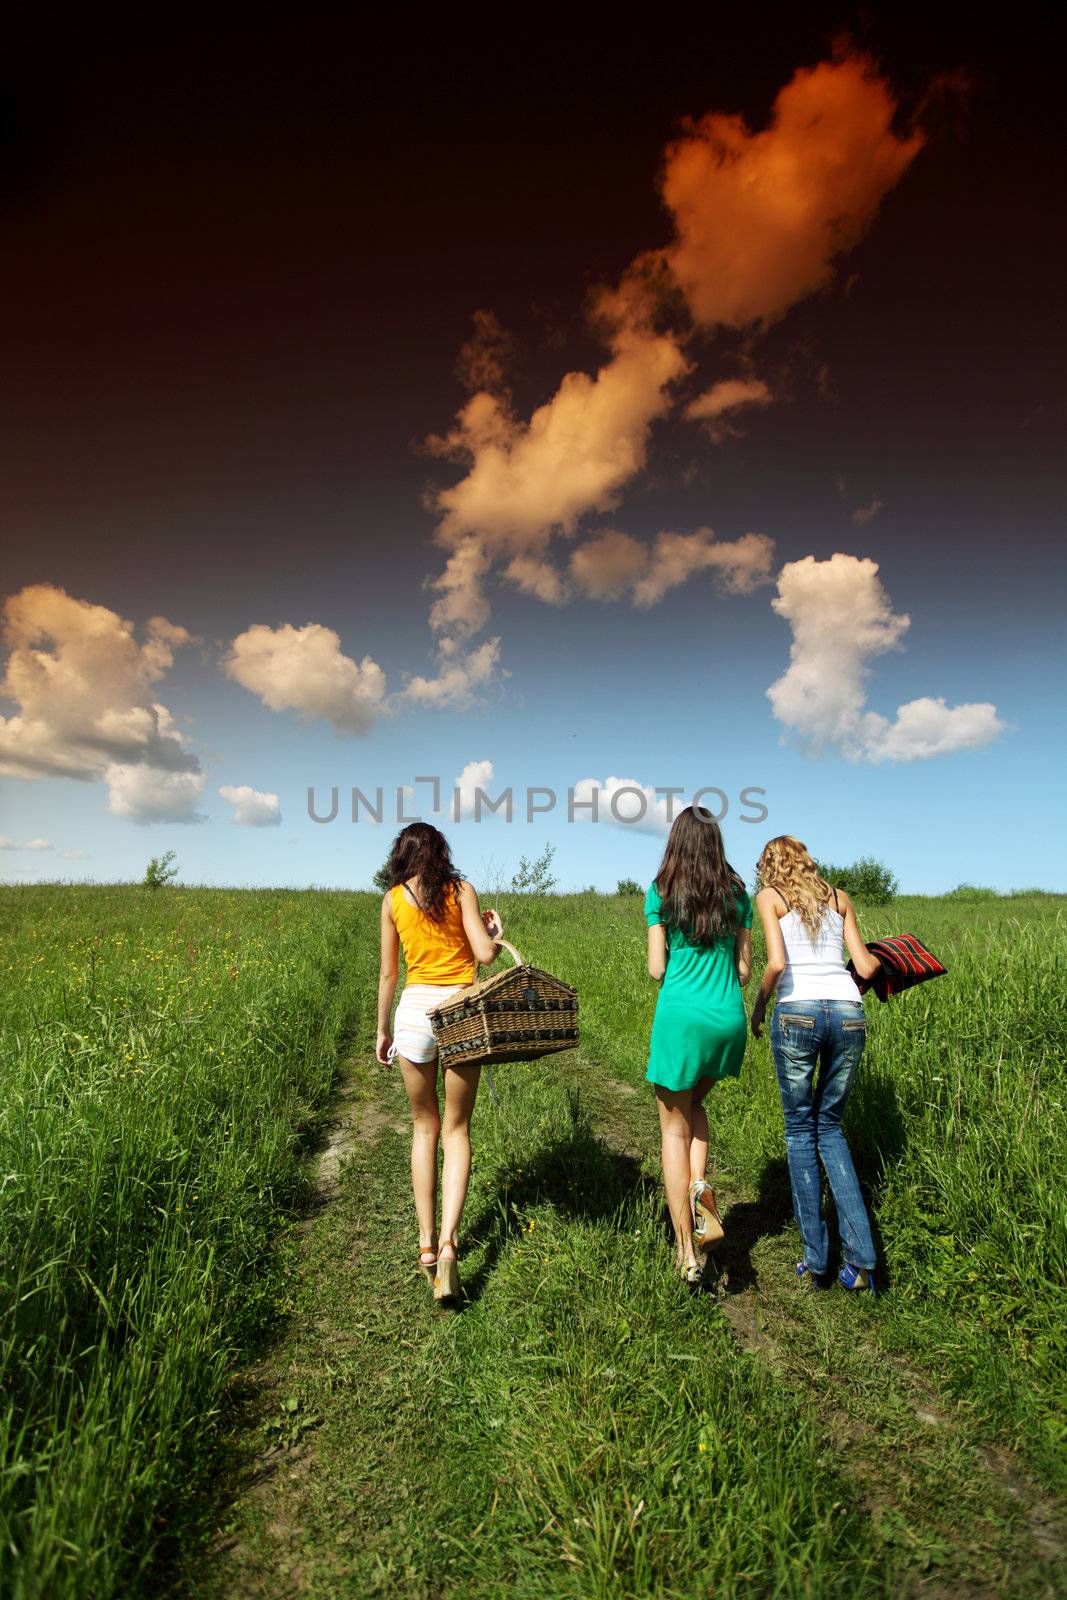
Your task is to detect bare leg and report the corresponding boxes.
[438,1062,481,1254]
[689,1077,714,1184]
[655,1085,700,1270]
[398,1056,440,1250]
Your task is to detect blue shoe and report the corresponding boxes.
[838,1262,876,1296]
[795,1260,830,1290]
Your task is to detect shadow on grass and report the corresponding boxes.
[456,1102,660,1307]
[711,1157,795,1294]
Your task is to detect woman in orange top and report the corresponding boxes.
[376,822,503,1300]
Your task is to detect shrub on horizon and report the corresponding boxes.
[142,850,179,890]
[815,855,898,905]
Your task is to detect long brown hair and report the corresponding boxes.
[755,835,837,942]
[654,806,746,944]
[384,822,463,922]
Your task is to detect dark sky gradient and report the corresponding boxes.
[2,7,1064,595]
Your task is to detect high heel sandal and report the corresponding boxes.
[679,1258,705,1286]
[689,1180,725,1253]
[417,1241,438,1281]
[433,1238,461,1302]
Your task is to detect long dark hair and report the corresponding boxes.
[654,806,746,944]
[384,822,463,922]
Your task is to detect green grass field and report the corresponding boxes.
[1,884,1064,1598]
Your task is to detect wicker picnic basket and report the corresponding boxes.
[427,940,579,1069]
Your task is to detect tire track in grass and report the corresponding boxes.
[185,1056,891,1599]
[184,1048,1063,1600]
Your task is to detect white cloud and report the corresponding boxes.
[571,776,672,834]
[0,583,200,784]
[402,637,503,709]
[59,847,91,860]
[0,838,15,850]
[24,838,53,851]
[862,697,1006,763]
[219,784,282,827]
[221,622,387,735]
[767,553,1005,762]
[453,759,495,820]
[106,762,209,823]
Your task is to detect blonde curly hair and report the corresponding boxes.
[756,835,839,942]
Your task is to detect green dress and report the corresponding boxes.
[644,880,752,1092]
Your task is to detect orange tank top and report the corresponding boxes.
[391,881,477,986]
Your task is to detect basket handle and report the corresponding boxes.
[486,938,524,968]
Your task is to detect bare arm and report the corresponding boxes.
[750,889,787,1037]
[457,880,502,967]
[839,890,882,980]
[376,892,400,1063]
[647,923,667,982]
[734,927,752,986]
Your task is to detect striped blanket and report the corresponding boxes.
[847,934,947,1003]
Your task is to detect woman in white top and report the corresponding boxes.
[751,835,884,1294]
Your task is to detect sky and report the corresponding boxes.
[1,10,1064,894]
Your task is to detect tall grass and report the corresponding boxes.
[491,890,1067,1485]
[3,885,1064,1596]
[0,885,365,1599]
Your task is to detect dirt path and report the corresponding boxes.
[179,1053,1065,1600]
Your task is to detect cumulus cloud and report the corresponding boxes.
[863,696,1006,762]
[504,528,776,610]
[427,538,493,638]
[24,838,53,851]
[569,530,649,601]
[632,530,776,606]
[221,622,387,735]
[0,584,200,784]
[405,51,925,708]
[219,784,282,827]
[767,553,1005,762]
[503,555,570,606]
[684,377,773,441]
[402,637,503,709]
[422,327,691,558]
[59,847,90,860]
[571,776,672,834]
[453,758,495,820]
[105,762,208,823]
[610,52,924,334]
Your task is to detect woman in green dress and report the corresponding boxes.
[645,806,753,1284]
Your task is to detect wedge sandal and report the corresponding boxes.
[689,1180,725,1252]
[433,1238,461,1302]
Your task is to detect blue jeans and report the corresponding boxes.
[770,998,876,1275]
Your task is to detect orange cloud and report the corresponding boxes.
[414,50,924,685]
[605,52,924,335]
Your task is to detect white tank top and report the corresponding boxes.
[776,899,862,1002]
